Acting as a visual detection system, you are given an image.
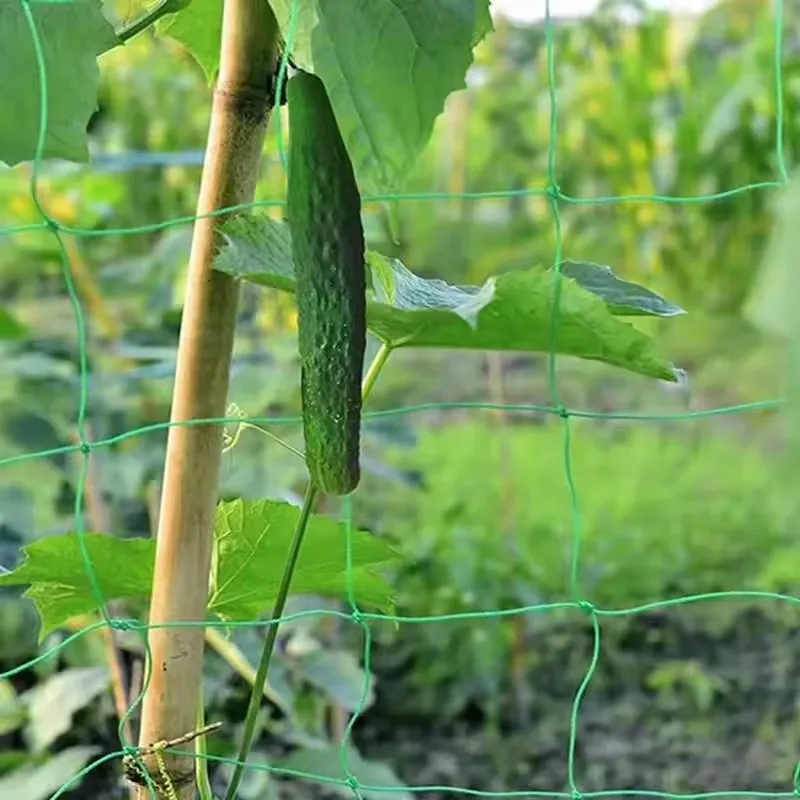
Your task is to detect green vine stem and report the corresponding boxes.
[195,691,214,800]
[116,0,192,44]
[222,340,393,800]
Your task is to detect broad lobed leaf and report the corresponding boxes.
[157,0,492,197]
[209,498,400,619]
[213,214,682,382]
[0,1,118,166]
[0,500,399,638]
[270,0,493,197]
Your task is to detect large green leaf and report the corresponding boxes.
[269,0,493,197]
[157,0,490,193]
[0,500,399,638]
[0,532,155,640]
[367,258,677,380]
[0,1,118,166]
[209,498,400,619]
[213,215,681,382]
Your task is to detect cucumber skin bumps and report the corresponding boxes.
[286,70,367,496]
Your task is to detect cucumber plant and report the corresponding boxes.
[0,2,687,799]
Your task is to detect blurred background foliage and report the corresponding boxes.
[2,0,800,797]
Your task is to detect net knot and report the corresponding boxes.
[545,182,562,201]
[43,216,60,233]
[79,441,91,456]
[571,790,583,800]
[555,404,570,419]
[577,600,595,615]
[350,609,365,625]
[344,776,360,791]
[111,618,137,632]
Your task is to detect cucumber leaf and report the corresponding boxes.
[213,214,682,382]
[210,499,400,619]
[559,261,685,318]
[0,1,118,166]
[0,500,399,639]
[268,0,493,198]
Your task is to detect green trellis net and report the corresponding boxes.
[0,0,796,798]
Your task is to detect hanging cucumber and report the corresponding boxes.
[287,70,367,496]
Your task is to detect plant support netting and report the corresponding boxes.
[0,0,795,798]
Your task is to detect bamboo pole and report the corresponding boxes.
[134,4,281,797]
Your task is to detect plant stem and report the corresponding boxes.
[74,424,136,800]
[222,483,317,800]
[195,690,214,800]
[362,341,392,401]
[222,341,393,800]
[116,0,188,44]
[134,3,281,798]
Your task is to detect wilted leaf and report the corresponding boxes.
[269,0,493,197]
[276,745,412,800]
[0,745,99,799]
[23,667,109,752]
[209,499,400,619]
[213,216,680,381]
[0,1,118,165]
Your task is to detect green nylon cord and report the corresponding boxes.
[2,0,796,798]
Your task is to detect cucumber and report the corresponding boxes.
[287,70,366,496]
